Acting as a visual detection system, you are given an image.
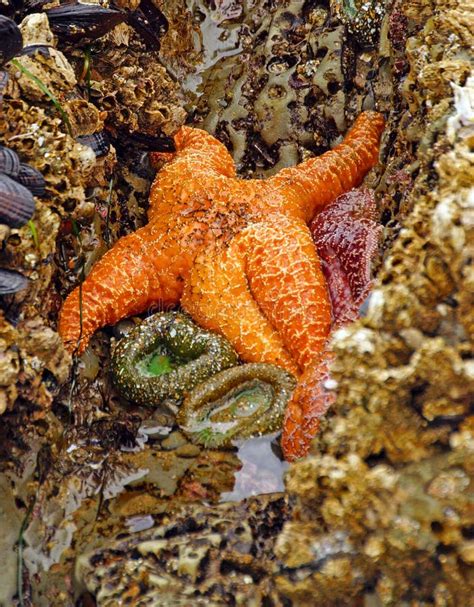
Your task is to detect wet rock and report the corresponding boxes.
[161,430,187,451]
[189,1,392,177]
[123,446,194,496]
[174,443,201,458]
[76,494,290,606]
[0,474,22,606]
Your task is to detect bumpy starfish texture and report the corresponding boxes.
[59,111,384,460]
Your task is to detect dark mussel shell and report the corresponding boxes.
[0,0,24,18]
[112,128,175,153]
[45,3,126,43]
[16,163,46,196]
[0,173,35,227]
[127,0,168,49]
[77,131,110,158]
[0,268,28,295]
[0,145,20,177]
[24,0,51,12]
[19,44,53,58]
[0,15,23,66]
[0,71,8,108]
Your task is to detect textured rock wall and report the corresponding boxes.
[275,0,474,604]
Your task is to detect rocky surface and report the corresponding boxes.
[275,0,474,604]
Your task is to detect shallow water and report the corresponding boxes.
[220,433,289,502]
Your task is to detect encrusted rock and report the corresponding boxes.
[276,1,474,604]
[76,494,289,606]
[14,14,77,100]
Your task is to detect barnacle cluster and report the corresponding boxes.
[0,15,100,413]
[74,23,187,143]
[95,61,186,139]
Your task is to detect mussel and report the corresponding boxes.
[19,44,53,58]
[0,0,26,18]
[0,173,35,227]
[112,128,176,153]
[0,268,28,295]
[45,3,126,43]
[127,0,168,49]
[23,0,50,12]
[0,15,23,66]
[16,163,46,196]
[0,145,20,177]
[77,131,110,158]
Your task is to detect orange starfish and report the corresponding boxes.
[59,111,384,459]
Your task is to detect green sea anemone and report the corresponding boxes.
[111,312,238,407]
[177,363,297,447]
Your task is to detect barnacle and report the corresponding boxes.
[90,51,186,141]
[13,14,77,101]
[111,312,238,408]
[178,363,296,447]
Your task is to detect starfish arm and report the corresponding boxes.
[148,126,237,220]
[283,190,383,460]
[150,126,236,178]
[311,188,382,325]
[244,216,332,371]
[181,241,299,376]
[59,224,179,354]
[265,110,385,222]
[281,353,335,461]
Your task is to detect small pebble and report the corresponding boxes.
[161,431,188,451]
[175,444,201,458]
